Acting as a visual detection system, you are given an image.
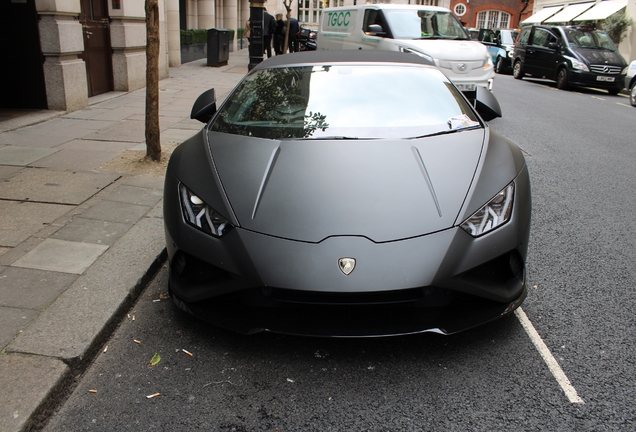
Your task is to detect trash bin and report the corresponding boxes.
[207,29,230,67]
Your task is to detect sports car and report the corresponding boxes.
[163,50,531,337]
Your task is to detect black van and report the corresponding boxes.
[512,25,627,94]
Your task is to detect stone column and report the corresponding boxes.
[222,0,238,51]
[166,0,181,66]
[198,0,217,29]
[36,1,88,111]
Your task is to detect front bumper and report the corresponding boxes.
[163,165,531,336]
[568,70,625,91]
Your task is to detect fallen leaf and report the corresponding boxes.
[148,353,161,367]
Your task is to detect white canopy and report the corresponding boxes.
[544,2,595,23]
[521,6,563,24]
[572,0,628,21]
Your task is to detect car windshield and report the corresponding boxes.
[500,30,519,45]
[565,28,617,50]
[211,64,481,140]
[383,9,470,40]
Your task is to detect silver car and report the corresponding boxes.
[163,51,532,337]
[626,60,636,107]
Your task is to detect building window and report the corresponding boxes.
[300,0,325,24]
[414,0,440,5]
[476,10,511,29]
[454,4,466,16]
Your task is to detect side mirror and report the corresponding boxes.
[474,86,502,121]
[191,88,217,123]
[548,42,558,50]
[366,24,385,36]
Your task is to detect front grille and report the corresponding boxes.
[590,65,622,74]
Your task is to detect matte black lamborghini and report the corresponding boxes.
[163,50,531,337]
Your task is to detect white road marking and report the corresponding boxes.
[515,307,585,404]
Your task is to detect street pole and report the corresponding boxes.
[248,0,264,70]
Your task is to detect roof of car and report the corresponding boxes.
[252,50,435,70]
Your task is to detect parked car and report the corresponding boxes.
[512,25,627,95]
[163,50,532,337]
[626,60,636,107]
[479,28,519,74]
[298,27,317,51]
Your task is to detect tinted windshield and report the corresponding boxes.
[211,64,480,140]
[383,9,469,40]
[565,29,617,50]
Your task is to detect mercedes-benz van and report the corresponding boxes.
[317,4,495,97]
[512,25,627,94]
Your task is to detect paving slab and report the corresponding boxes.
[0,266,78,310]
[6,217,165,363]
[83,119,146,143]
[0,168,120,204]
[103,184,164,206]
[80,200,152,224]
[0,146,58,166]
[50,217,132,246]
[0,306,39,348]
[0,166,23,180]
[11,238,109,275]
[0,131,77,148]
[0,354,69,432]
[0,201,71,247]
[29,148,128,171]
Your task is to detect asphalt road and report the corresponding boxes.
[44,74,636,431]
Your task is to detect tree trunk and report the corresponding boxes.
[145,0,161,161]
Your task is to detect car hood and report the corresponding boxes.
[396,39,489,61]
[208,129,485,243]
[572,48,626,67]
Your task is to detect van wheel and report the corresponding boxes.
[556,68,569,90]
[630,82,636,107]
[495,57,504,74]
[513,61,524,79]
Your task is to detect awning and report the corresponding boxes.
[521,6,563,24]
[544,2,595,22]
[572,0,628,21]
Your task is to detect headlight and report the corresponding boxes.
[564,56,589,72]
[622,66,629,74]
[507,49,514,58]
[484,56,493,70]
[460,183,514,237]
[179,183,234,237]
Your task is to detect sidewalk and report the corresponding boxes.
[0,49,249,432]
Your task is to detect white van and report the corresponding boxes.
[317,4,494,94]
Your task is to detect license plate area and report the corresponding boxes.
[596,76,615,82]
[456,83,477,91]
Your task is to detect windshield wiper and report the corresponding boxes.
[300,136,362,140]
[409,125,481,139]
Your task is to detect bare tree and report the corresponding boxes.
[282,0,293,54]
[145,0,161,161]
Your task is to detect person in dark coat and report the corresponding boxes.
[273,13,286,55]
[287,17,300,53]
[263,8,275,58]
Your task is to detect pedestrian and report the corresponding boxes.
[273,13,286,55]
[287,16,300,53]
[263,8,275,58]
[244,19,251,49]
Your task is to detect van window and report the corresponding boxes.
[531,28,557,48]
[363,9,388,34]
[382,8,469,40]
[518,27,531,44]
